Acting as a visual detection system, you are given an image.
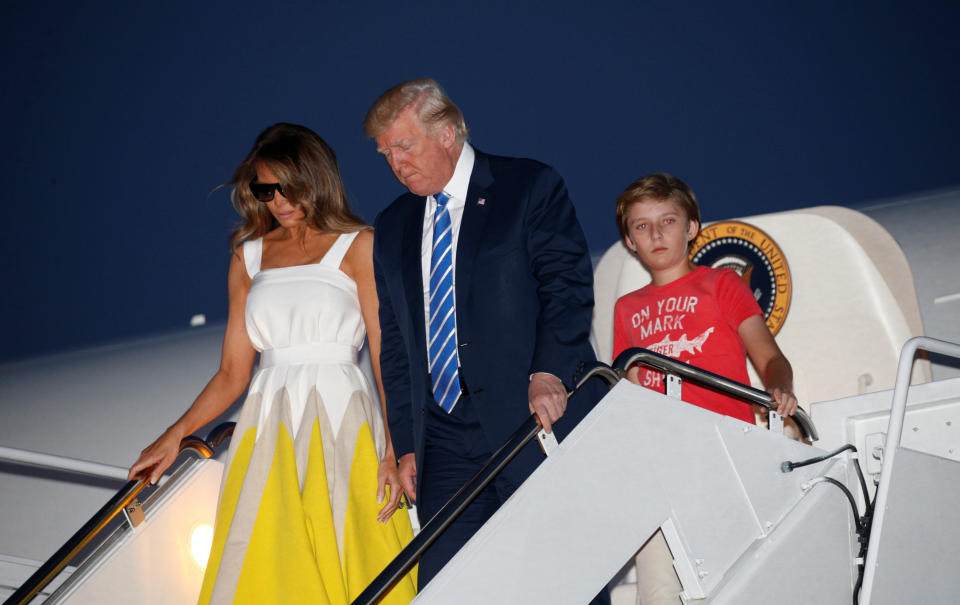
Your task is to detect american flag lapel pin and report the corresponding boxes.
[477,197,486,206]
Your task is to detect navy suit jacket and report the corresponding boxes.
[373,149,600,493]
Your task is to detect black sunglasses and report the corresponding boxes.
[249,181,284,203]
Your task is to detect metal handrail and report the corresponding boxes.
[0,446,130,482]
[5,480,149,605]
[4,422,236,605]
[612,347,818,441]
[350,361,620,605]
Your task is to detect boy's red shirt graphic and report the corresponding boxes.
[613,265,762,423]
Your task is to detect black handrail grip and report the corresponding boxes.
[351,361,619,605]
[613,347,818,441]
[206,422,236,448]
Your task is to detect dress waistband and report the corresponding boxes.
[259,343,358,368]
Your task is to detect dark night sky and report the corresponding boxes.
[2,1,958,362]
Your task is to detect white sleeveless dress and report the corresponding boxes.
[198,232,416,605]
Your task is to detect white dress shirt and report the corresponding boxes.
[421,142,475,367]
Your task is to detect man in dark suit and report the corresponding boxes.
[365,78,604,593]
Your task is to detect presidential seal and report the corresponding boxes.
[689,221,792,335]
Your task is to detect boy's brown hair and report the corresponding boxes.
[615,173,702,243]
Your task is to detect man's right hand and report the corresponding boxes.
[397,452,418,503]
[528,372,568,434]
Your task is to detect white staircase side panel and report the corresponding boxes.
[714,420,829,537]
[414,381,833,604]
[867,447,960,605]
[47,458,223,605]
[705,472,856,605]
[612,476,856,605]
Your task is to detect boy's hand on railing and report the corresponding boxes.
[770,387,798,417]
[528,373,568,434]
[128,427,184,485]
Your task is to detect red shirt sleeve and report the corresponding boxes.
[612,296,628,361]
[715,269,763,331]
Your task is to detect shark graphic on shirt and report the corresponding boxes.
[647,327,715,358]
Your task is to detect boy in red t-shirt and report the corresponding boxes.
[612,172,797,418]
[612,173,797,605]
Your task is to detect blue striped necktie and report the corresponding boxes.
[429,192,461,412]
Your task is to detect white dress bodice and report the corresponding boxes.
[243,232,364,357]
[239,232,378,440]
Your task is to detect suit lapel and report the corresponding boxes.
[456,151,494,311]
[401,197,427,354]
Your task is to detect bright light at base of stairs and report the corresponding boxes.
[191,524,214,568]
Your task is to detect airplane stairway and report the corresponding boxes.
[408,337,960,604]
[413,379,855,603]
[9,338,959,604]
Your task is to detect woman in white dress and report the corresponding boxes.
[129,123,416,604]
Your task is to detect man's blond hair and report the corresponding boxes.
[364,78,468,142]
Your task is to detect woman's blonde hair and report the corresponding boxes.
[229,123,367,249]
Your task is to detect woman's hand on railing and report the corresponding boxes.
[127,426,184,485]
[377,453,404,523]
